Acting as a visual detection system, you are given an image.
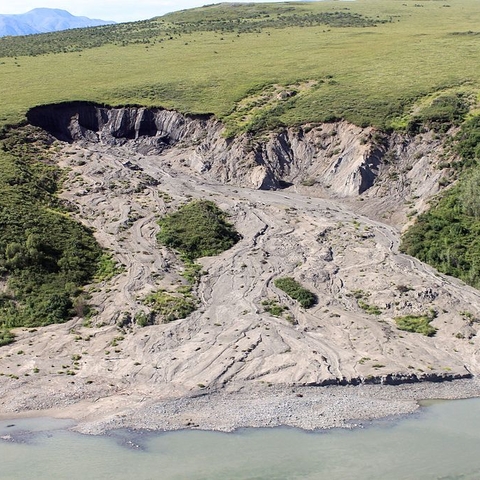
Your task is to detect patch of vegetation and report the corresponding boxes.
[407,93,470,133]
[358,357,371,365]
[94,254,124,282]
[358,300,382,316]
[262,298,287,317]
[145,289,197,323]
[134,311,152,327]
[181,260,203,284]
[0,127,102,339]
[349,289,367,300]
[401,116,480,289]
[348,289,382,315]
[274,277,317,309]
[394,311,438,337]
[110,335,124,347]
[300,177,317,187]
[454,115,480,170]
[157,200,240,261]
[0,328,15,346]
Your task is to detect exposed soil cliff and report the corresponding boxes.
[28,102,445,214]
[28,103,402,200]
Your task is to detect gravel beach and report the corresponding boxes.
[74,379,480,435]
[2,378,480,435]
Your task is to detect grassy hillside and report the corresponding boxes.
[0,0,479,132]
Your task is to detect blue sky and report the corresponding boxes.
[0,1,305,23]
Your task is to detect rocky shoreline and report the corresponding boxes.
[3,378,480,436]
[75,378,480,435]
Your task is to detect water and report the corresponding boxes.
[2,399,480,479]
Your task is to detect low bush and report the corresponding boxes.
[145,289,197,323]
[358,300,382,316]
[134,311,152,327]
[274,277,317,308]
[95,254,123,282]
[262,299,286,317]
[394,312,437,336]
[0,328,15,346]
[157,200,240,260]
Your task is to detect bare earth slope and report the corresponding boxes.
[1,104,480,433]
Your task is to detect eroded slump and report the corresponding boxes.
[27,101,385,195]
[27,102,210,145]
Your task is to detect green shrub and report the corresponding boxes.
[145,290,197,323]
[134,311,151,327]
[0,328,15,346]
[358,300,382,316]
[181,260,203,284]
[95,254,123,282]
[262,299,286,317]
[157,200,240,260]
[273,277,317,308]
[394,312,437,336]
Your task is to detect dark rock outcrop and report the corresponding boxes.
[27,102,213,145]
[304,370,472,387]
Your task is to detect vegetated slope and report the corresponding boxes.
[0,127,102,344]
[0,0,479,130]
[401,117,480,288]
[0,8,114,37]
[0,4,385,56]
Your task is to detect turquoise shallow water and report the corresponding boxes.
[1,398,480,480]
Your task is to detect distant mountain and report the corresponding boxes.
[0,8,115,37]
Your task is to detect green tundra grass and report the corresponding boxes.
[0,0,479,131]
